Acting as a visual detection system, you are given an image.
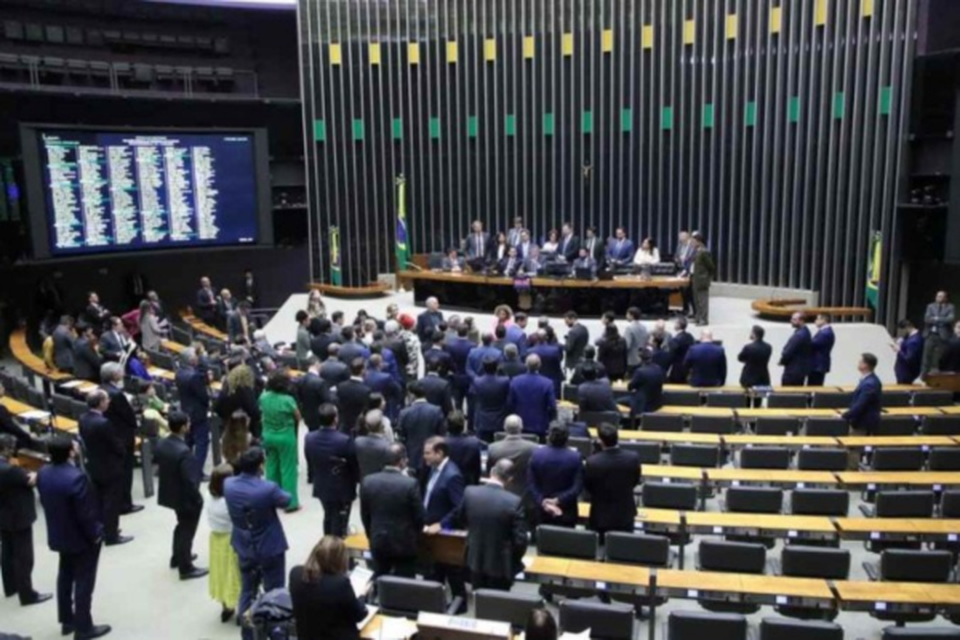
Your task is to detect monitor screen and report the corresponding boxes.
[21,126,272,258]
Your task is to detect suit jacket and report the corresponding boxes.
[0,405,36,451]
[384,337,410,377]
[444,483,527,581]
[155,435,203,514]
[464,232,490,260]
[780,326,814,380]
[52,325,75,371]
[507,373,556,436]
[940,337,960,373]
[470,374,511,436]
[674,240,694,269]
[289,569,368,640]
[842,373,883,434]
[38,462,103,554]
[227,311,249,345]
[584,447,641,532]
[738,340,772,388]
[335,378,372,433]
[504,325,528,355]
[364,370,402,419]
[496,359,526,379]
[446,434,483,486]
[498,256,522,277]
[810,326,835,375]
[441,257,465,272]
[102,383,138,447]
[214,384,262,437]
[597,337,628,381]
[529,344,564,393]
[196,287,217,323]
[564,324,590,370]
[895,332,924,384]
[305,428,359,503]
[627,364,665,414]
[583,236,605,265]
[624,322,650,368]
[338,341,370,366]
[577,380,620,413]
[925,303,956,341]
[691,249,717,288]
[397,401,446,470]
[176,366,210,426]
[72,337,102,382]
[421,459,465,525]
[416,374,452,415]
[79,410,125,483]
[667,331,696,383]
[528,446,583,524]
[445,337,474,380]
[606,238,635,263]
[684,342,728,387]
[360,468,425,559]
[0,455,36,531]
[319,359,350,388]
[487,436,538,496]
[467,346,503,379]
[354,434,392,479]
[297,372,333,431]
[224,473,291,561]
[416,310,444,345]
[558,234,580,262]
[98,330,127,361]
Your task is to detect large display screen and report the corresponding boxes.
[21,126,272,258]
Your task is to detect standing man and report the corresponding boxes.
[808,314,836,386]
[420,437,467,610]
[779,312,813,386]
[842,353,883,467]
[79,390,131,546]
[507,217,526,248]
[98,317,130,362]
[583,227,604,267]
[445,412,484,487]
[196,276,217,326]
[923,291,955,376]
[99,362,142,516]
[52,315,76,373]
[625,349,665,416]
[683,330,727,387]
[419,361,455,414]
[72,325,102,383]
[335,359,373,434]
[689,232,716,325]
[297,355,333,434]
[295,310,312,364]
[605,227,635,267]
[304,404,358,537]
[893,319,924,384]
[0,434,51,607]
[507,354,557,440]
[675,231,696,319]
[37,436,110,640]
[470,358,511,442]
[396,381,447,472]
[623,307,649,375]
[417,297,445,349]
[360,443,425,578]
[558,222,580,263]
[445,325,475,411]
[583,425,641,541]
[487,416,538,498]
[940,321,960,372]
[465,219,490,268]
[175,348,212,474]
[155,412,207,580]
[667,317,695,383]
[527,425,583,528]
[737,326,772,389]
[563,311,589,372]
[224,447,291,640]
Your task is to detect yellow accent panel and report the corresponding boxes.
[408,42,420,65]
[683,20,695,45]
[601,29,614,52]
[642,25,654,49]
[369,43,381,65]
[771,7,783,33]
[446,41,458,63]
[484,38,497,61]
[523,36,535,59]
[562,32,574,56]
[329,43,342,65]
[815,0,828,26]
[862,0,875,18]
[726,14,738,40]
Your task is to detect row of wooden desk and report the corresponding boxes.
[640,464,960,489]
[600,428,960,449]
[561,402,960,420]
[613,382,927,395]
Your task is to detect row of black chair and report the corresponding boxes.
[637,413,960,436]
[2,20,231,55]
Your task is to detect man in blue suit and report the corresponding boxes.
[624,349,665,416]
[445,325,475,410]
[667,317,695,383]
[505,313,528,355]
[893,319,924,384]
[175,348,211,474]
[779,312,813,386]
[470,358,511,442]
[224,447,291,640]
[808,314,836,386]
[528,332,564,397]
[421,436,467,609]
[576,365,620,413]
[507,354,557,440]
[364,354,403,421]
[444,412,484,486]
[304,404,358,537]
[527,425,583,528]
[605,227,635,267]
[37,437,110,640]
[467,334,503,379]
[397,382,447,472]
[683,330,727,387]
[416,297,445,348]
[419,362,455,414]
[842,353,883,466]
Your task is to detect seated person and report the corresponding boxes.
[576,365,619,413]
[572,248,597,278]
[570,346,608,385]
[490,232,509,263]
[520,246,543,276]
[541,229,560,255]
[633,237,661,266]
[290,536,369,640]
[498,246,522,277]
[441,249,465,273]
[605,227,635,267]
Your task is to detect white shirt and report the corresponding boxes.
[423,457,449,507]
[207,496,232,533]
[633,247,661,266]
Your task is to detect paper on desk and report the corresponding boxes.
[18,410,51,421]
[378,616,418,640]
[357,604,378,631]
[559,631,591,640]
[59,380,85,389]
[350,566,374,597]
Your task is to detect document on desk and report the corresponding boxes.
[378,616,418,640]
[350,566,374,597]
[18,410,51,421]
[59,380,86,389]
[357,605,378,631]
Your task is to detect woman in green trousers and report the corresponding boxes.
[258,371,302,511]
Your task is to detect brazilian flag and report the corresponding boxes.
[395,174,409,270]
[866,231,881,310]
[330,226,342,286]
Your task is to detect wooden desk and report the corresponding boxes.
[523,557,571,582]
[836,471,960,488]
[657,406,735,417]
[940,406,960,415]
[344,532,466,567]
[684,512,836,536]
[735,408,842,419]
[360,614,418,640]
[835,518,960,542]
[611,429,721,445]
[706,468,838,487]
[837,384,925,393]
[8,329,73,381]
[655,568,834,603]
[559,400,630,415]
[883,406,945,417]
[722,434,838,448]
[161,340,185,354]
[180,312,229,341]
[1,396,78,433]
[565,559,651,591]
[640,465,704,482]
[838,436,957,448]
[834,580,956,612]
[576,504,684,529]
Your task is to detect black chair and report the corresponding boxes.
[941,490,960,518]
[811,392,853,409]
[619,441,662,465]
[536,525,597,560]
[663,390,701,406]
[929,447,960,471]
[690,415,738,434]
[791,489,849,516]
[777,545,851,618]
[51,394,75,419]
[865,550,954,624]
[642,482,698,510]
[24,386,47,411]
[377,576,458,618]
[739,447,791,470]
[641,413,685,432]
[705,392,746,408]
[860,490,936,518]
[559,601,635,640]
[868,447,925,471]
[697,540,766,614]
[804,418,849,437]
[473,590,543,630]
[562,383,578,402]
[767,393,808,409]
[170,324,193,346]
[797,448,848,471]
[579,411,622,428]
[884,392,913,408]
[881,628,960,640]
[922,416,960,436]
[667,610,747,640]
[759,617,844,640]
[913,390,954,407]
[876,417,920,436]
[725,487,783,514]
[670,444,721,467]
[568,437,593,459]
[754,417,801,436]
[604,532,671,567]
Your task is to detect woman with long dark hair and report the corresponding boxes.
[289,536,369,640]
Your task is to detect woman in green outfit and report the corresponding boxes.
[258,371,302,511]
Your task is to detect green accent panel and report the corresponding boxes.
[429,117,441,139]
[467,116,478,138]
[505,114,516,137]
[543,112,555,136]
[581,110,593,134]
[313,119,326,142]
[661,106,674,130]
[620,108,633,132]
[352,119,364,141]
[391,118,403,140]
[745,101,757,127]
[703,103,715,129]
[879,86,893,116]
[788,97,801,123]
[833,92,845,119]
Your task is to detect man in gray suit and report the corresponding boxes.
[51,316,76,373]
[623,307,650,375]
[486,415,537,498]
[923,291,956,376]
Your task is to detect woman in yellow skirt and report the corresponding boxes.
[207,463,241,622]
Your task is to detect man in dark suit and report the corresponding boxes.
[37,436,110,640]
[808,314,836,386]
[445,412,483,486]
[445,325,475,410]
[419,362,455,414]
[923,290,956,376]
[304,404,358,537]
[195,277,217,326]
[527,425,583,528]
[576,366,620,413]
[471,358,511,442]
[498,246,522,277]
[338,326,370,365]
[78,391,131,547]
[507,354,557,440]
[397,382,447,472]
[464,219,491,266]
[487,416,538,498]
[364,354,403,421]
[297,355,333,433]
[683,330,727,387]
[98,318,130,362]
[309,318,336,361]
[466,334,503,380]
[738,325,772,388]
[99,362,142,516]
[72,325,102,383]
[334,358,372,434]
[423,330,454,376]
[779,312,813,386]
[667,317,695,383]
[527,332,564,397]
[360,443,425,578]
[52,316,76,373]
[940,321,960,372]
[563,311,589,371]
[688,232,716,325]
[605,227,635,267]
[319,344,351,387]
[155,412,207,580]
[582,226,605,266]
[625,349,665,416]
[224,447,291,640]
[842,353,883,467]
[420,436,467,607]
[175,348,212,474]
[417,297,445,348]
[83,292,110,333]
[558,222,580,262]
[355,411,392,479]
[584,424,641,540]
[893,319,925,384]
[227,302,252,346]
[497,344,526,379]
[0,434,51,607]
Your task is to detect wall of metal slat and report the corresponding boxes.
[299,0,915,323]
